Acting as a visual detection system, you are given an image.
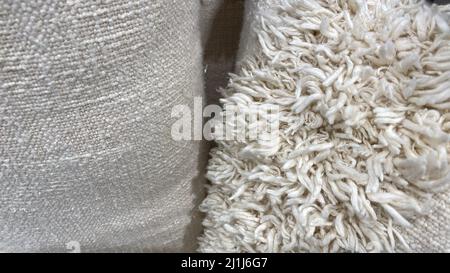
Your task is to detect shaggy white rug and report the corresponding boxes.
[199,0,450,252]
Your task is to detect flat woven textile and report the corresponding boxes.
[0,0,207,252]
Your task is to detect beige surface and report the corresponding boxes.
[198,0,450,252]
[0,0,208,252]
[240,0,449,253]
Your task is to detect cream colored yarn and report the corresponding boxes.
[199,0,450,252]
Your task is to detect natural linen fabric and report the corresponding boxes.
[198,0,450,252]
[0,0,208,252]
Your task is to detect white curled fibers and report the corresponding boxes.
[199,0,450,252]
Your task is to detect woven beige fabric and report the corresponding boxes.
[401,191,450,252]
[0,0,208,252]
